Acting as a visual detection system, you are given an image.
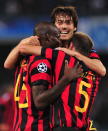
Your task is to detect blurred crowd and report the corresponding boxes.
[0,0,108,16]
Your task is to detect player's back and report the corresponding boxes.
[13,55,51,131]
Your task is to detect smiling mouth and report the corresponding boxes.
[60,31,69,35]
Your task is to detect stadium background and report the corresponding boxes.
[0,0,108,130]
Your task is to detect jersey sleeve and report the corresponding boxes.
[89,49,100,59]
[29,56,52,87]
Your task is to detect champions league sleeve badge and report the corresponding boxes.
[37,62,48,73]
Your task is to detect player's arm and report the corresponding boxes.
[32,61,82,110]
[74,52,106,76]
[19,45,42,55]
[4,45,55,69]
[56,47,106,76]
[4,36,40,69]
[4,45,20,69]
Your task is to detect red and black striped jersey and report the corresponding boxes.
[41,48,101,131]
[13,55,52,131]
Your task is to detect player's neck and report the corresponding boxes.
[61,40,71,48]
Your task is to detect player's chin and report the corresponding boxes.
[60,36,70,41]
[60,34,71,40]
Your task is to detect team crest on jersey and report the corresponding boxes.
[37,62,47,73]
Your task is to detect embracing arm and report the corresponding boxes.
[32,62,82,110]
[19,45,42,55]
[4,45,20,69]
[18,35,41,55]
[75,52,106,76]
[4,36,40,69]
[56,47,106,76]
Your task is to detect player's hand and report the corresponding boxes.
[64,61,83,82]
[18,36,40,47]
[15,36,40,55]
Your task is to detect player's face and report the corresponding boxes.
[40,27,61,48]
[55,14,76,41]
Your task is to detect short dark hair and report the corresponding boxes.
[72,32,94,56]
[51,6,78,29]
[33,21,61,48]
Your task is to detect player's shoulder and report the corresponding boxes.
[29,55,51,68]
[33,55,50,62]
[29,55,49,61]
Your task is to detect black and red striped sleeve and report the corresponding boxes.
[29,56,52,87]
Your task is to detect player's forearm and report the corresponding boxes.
[34,76,71,110]
[4,46,20,69]
[19,45,42,56]
[56,47,106,76]
[75,52,106,76]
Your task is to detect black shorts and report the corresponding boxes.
[52,127,81,131]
